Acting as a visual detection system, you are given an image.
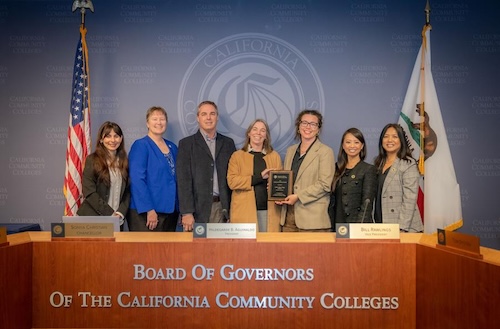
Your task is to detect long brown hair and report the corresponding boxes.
[241,119,274,154]
[373,123,414,171]
[92,121,128,186]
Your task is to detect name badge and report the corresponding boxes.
[194,223,257,239]
[336,223,400,240]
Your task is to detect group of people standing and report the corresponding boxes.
[77,101,423,233]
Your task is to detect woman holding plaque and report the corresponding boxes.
[373,123,423,232]
[77,121,130,231]
[277,109,335,232]
[128,106,179,232]
[328,128,377,230]
[227,119,282,232]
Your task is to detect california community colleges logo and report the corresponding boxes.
[177,33,324,152]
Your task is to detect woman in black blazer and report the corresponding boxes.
[329,128,377,230]
[77,121,130,231]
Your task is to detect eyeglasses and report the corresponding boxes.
[299,121,319,128]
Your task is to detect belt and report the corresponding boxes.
[212,196,220,203]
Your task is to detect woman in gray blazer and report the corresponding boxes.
[373,124,423,232]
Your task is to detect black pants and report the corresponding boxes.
[127,209,179,232]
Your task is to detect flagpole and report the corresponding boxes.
[63,1,95,215]
[72,0,95,27]
[417,1,431,175]
[425,0,431,25]
[72,0,94,156]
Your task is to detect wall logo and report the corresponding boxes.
[177,33,324,153]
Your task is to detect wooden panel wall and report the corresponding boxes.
[0,243,32,329]
[416,245,500,329]
[31,240,416,329]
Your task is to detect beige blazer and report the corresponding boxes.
[227,150,283,231]
[280,140,335,230]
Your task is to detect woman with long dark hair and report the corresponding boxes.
[77,121,130,231]
[373,123,423,232]
[329,128,377,230]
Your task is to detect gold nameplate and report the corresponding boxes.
[268,170,293,201]
[336,223,400,241]
[51,222,114,240]
[437,229,482,259]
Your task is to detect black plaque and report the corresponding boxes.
[268,170,293,201]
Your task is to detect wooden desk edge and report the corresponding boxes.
[5,231,500,265]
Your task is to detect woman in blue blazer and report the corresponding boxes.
[128,106,178,231]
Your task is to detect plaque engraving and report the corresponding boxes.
[268,170,293,201]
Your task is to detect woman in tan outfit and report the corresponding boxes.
[227,119,282,231]
[277,110,335,232]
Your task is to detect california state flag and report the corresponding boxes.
[398,24,463,234]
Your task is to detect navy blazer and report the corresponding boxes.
[329,161,377,226]
[128,135,178,214]
[77,154,130,217]
[176,130,236,222]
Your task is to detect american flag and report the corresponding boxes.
[63,26,92,215]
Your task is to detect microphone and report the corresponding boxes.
[361,198,370,223]
[222,209,230,223]
[66,194,83,217]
